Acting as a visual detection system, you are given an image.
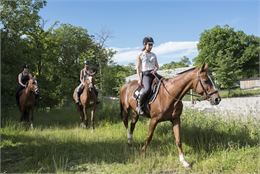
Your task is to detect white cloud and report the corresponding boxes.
[111,41,199,65]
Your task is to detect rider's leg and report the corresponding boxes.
[138,73,154,114]
[75,84,83,104]
[16,85,24,106]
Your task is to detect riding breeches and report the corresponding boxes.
[139,71,155,108]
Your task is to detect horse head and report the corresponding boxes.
[26,78,39,95]
[193,63,221,105]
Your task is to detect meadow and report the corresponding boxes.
[1,99,259,173]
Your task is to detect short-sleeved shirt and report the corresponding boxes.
[81,69,91,82]
[139,51,158,72]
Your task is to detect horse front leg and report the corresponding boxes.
[141,117,158,153]
[83,106,88,128]
[172,117,190,168]
[90,108,95,130]
[29,108,34,129]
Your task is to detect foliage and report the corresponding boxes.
[160,56,191,70]
[102,63,135,96]
[1,1,116,108]
[194,25,260,89]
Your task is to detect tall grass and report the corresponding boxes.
[1,100,259,173]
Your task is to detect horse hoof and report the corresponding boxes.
[181,160,191,169]
[80,123,86,128]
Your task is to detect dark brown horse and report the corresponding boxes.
[73,77,97,129]
[19,78,39,128]
[119,64,221,168]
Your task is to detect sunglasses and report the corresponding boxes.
[148,43,153,46]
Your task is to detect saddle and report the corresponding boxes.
[133,74,163,113]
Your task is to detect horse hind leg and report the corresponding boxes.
[128,111,139,145]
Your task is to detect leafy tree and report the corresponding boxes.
[194,25,260,89]
[102,63,135,96]
[160,56,191,70]
[1,0,46,107]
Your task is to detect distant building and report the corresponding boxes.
[125,67,194,82]
[240,78,260,89]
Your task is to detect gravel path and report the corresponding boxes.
[183,96,260,121]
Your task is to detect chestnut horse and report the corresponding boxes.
[19,78,39,128]
[73,77,97,129]
[119,64,221,168]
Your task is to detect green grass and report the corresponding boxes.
[1,101,260,173]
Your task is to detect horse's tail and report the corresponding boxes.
[120,98,123,120]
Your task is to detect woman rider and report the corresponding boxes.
[136,36,159,115]
[16,64,33,106]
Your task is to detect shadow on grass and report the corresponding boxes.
[1,132,135,173]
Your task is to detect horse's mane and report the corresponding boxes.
[176,67,196,75]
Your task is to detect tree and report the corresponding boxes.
[1,0,46,107]
[194,25,260,89]
[160,56,191,70]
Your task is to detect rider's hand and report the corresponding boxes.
[138,79,142,86]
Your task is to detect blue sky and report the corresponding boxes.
[39,0,260,65]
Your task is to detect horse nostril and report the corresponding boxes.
[215,97,220,104]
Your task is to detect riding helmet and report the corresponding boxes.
[84,60,90,65]
[23,64,29,69]
[143,36,154,45]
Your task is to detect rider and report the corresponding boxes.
[75,60,99,105]
[16,64,33,106]
[136,36,159,115]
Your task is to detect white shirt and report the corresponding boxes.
[140,51,158,72]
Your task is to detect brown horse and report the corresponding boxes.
[119,64,221,168]
[19,78,39,128]
[73,77,97,129]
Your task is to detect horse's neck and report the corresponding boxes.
[165,70,196,100]
[82,86,89,96]
[23,87,34,98]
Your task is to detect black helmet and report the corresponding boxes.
[84,60,90,65]
[23,64,29,69]
[143,36,154,45]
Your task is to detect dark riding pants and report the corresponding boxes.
[139,70,155,110]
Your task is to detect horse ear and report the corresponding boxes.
[199,63,208,72]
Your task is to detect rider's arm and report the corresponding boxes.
[80,70,84,83]
[154,56,159,71]
[18,73,25,87]
[136,54,142,82]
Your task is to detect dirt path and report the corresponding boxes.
[183,96,260,120]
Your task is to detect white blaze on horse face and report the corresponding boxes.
[88,76,93,83]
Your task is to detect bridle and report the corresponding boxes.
[195,71,218,100]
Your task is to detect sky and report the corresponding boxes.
[39,0,260,65]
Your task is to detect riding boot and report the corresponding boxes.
[75,91,81,105]
[137,94,145,115]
